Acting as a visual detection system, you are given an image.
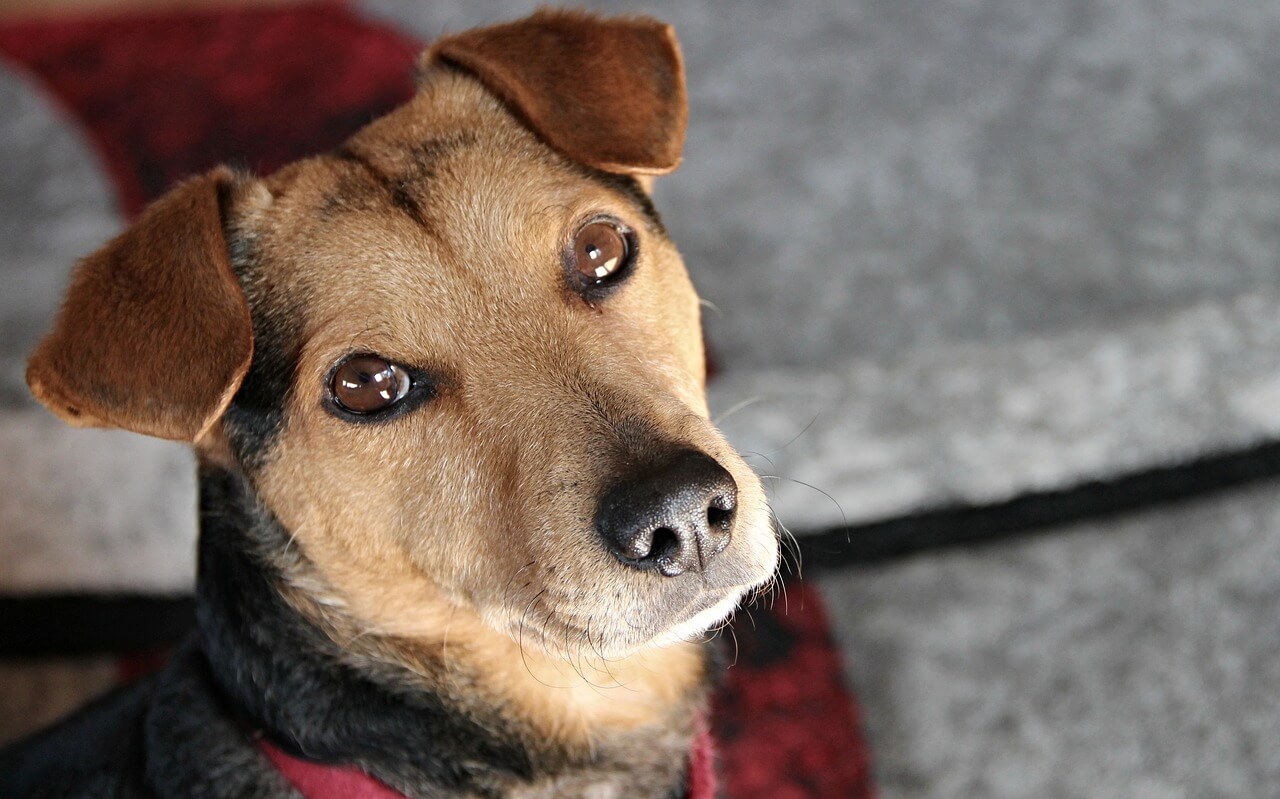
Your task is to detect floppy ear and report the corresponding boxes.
[425,9,688,175]
[26,167,253,443]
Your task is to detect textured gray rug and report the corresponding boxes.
[823,479,1280,798]
[0,67,196,594]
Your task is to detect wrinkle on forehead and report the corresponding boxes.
[336,72,667,234]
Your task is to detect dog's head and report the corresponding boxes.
[26,11,778,662]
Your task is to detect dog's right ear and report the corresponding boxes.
[425,10,688,175]
[26,167,254,443]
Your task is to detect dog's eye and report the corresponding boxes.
[567,219,633,290]
[330,355,411,414]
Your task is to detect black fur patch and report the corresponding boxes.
[0,675,153,797]
[330,138,482,232]
[331,144,427,225]
[143,643,298,798]
[220,224,307,467]
[404,132,480,182]
[0,638,291,798]
[335,143,435,229]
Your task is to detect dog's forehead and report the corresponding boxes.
[240,74,677,367]
[255,75,644,295]
[269,86,542,236]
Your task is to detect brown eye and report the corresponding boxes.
[330,355,411,414]
[568,220,632,287]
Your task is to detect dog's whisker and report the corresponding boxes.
[517,589,562,690]
[770,508,805,582]
[761,411,823,458]
[561,617,613,694]
[697,297,722,317]
[760,473,848,529]
[726,621,741,669]
[500,561,538,618]
[583,619,612,684]
[711,395,763,425]
[593,624,636,691]
[575,623,610,689]
[740,448,779,473]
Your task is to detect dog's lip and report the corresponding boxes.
[684,590,735,616]
[675,583,752,626]
[642,584,752,650]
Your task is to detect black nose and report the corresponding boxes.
[595,450,737,577]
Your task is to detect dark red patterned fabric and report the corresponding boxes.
[0,2,419,216]
[713,581,874,798]
[0,6,874,796]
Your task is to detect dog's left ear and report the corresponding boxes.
[26,167,254,443]
[425,9,687,175]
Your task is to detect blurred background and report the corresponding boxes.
[3,0,1280,796]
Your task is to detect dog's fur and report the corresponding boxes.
[1,10,779,798]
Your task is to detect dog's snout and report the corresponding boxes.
[595,451,737,577]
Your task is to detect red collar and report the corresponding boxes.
[258,718,716,799]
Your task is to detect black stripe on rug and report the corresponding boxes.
[798,439,1280,570]
[0,595,194,656]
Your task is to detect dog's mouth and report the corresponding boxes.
[505,577,761,661]
[645,584,755,649]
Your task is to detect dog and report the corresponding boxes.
[0,10,779,798]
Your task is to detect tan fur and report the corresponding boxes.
[28,11,778,773]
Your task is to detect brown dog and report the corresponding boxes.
[5,10,779,798]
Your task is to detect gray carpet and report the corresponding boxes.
[0,67,196,594]
[823,480,1280,798]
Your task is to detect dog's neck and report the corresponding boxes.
[194,466,707,798]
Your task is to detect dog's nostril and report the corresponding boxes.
[595,450,738,577]
[649,527,682,562]
[707,503,733,530]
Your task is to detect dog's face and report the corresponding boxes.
[27,12,778,662]
[226,75,778,658]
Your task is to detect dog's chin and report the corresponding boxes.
[599,584,756,659]
[498,584,754,661]
[642,586,751,651]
